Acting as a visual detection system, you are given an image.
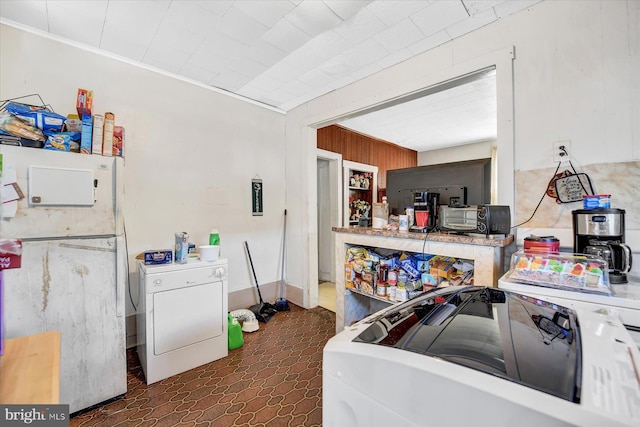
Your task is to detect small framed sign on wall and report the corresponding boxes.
[252,177,263,216]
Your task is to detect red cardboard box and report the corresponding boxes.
[76,88,93,117]
[0,239,22,270]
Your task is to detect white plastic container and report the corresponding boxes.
[399,215,409,232]
[199,245,220,262]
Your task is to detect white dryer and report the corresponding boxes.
[137,259,228,384]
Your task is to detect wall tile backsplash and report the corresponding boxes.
[515,161,639,230]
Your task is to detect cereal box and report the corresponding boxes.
[92,114,104,155]
[76,88,93,117]
[102,112,114,157]
[113,126,124,157]
[80,114,92,154]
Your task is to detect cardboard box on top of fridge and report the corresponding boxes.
[76,89,93,117]
[113,126,124,158]
[80,114,92,154]
[65,114,82,132]
[0,239,22,270]
[92,114,104,155]
[102,112,114,157]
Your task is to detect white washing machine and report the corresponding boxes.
[137,258,228,384]
[323,286,640,427]
[498,275,640,348]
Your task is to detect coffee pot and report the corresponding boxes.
[573,208,633,284]
[584,239,632,283]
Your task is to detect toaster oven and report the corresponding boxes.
[440,206,478,232]
[440,205,511,236]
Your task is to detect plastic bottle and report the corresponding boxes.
[209,229,220,246]
[228,313,244,350]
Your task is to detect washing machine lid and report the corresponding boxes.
[354,286,581,402]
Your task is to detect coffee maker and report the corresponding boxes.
[573,208,633,284]
[412,192,439,232]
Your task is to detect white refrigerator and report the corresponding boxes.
[0,145,127,414]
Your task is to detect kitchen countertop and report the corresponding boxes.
[332,226,514,248]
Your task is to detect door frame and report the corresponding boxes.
[315,149,342,307]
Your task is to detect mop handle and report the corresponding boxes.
[244,241,264,304]
[280,209,287,298]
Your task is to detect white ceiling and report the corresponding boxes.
[0,0,541,151]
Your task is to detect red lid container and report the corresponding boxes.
[523,235,560,253]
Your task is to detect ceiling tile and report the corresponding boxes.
[179,62,218,86]
[212,67,253,92]
[494,0,542,18]
[462,1,502,15]
[278,79,313,98]
[366,0,430,27]
[332,6,387,45]
[341,38,388,69]
[45,0,107,47]
[285,0,342,37]
[0,0,48,31]
[163,1,221,32]
[261,17,311,53]
[324,0,373,20]
[143,44,191,74]
[192,0,233,17]
[217,5,269,46]
[372,17,424,53]
[226,56,269,79]
[410,0,469,38]
[243,72,289,93]
[319,57,354,78]
[186,47,232,74]
[376,47,413,68]
[281,30,351,75]
[198,29,249,61]
[349,62,383,81]
[407,29,451,55]
[148,24,204,57]
[446,7,496,39]
[101,0,170,59]
[236,83,270,100]
[246,39,288,68]
[297,67,339,88]
[233,0,296,27]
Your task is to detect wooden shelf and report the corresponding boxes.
[0,330,61,404]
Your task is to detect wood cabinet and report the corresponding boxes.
[343,160,378,226]
[0,330,61,404]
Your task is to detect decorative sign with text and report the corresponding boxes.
[252,178,263,216]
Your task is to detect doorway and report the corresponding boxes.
[316,149,342,312]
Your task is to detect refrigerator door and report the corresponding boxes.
[0,145,123,239]
[3,237,126,413]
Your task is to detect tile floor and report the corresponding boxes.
[318,282,336,313]
[71,304,335,427]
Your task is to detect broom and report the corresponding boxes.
[245,241,278,323]
[275,209,290,311]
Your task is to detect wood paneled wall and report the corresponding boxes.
[317,125,417,190]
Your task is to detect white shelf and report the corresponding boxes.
[343,160,378,227]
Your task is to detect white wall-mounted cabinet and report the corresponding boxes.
[343,160,378,227]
